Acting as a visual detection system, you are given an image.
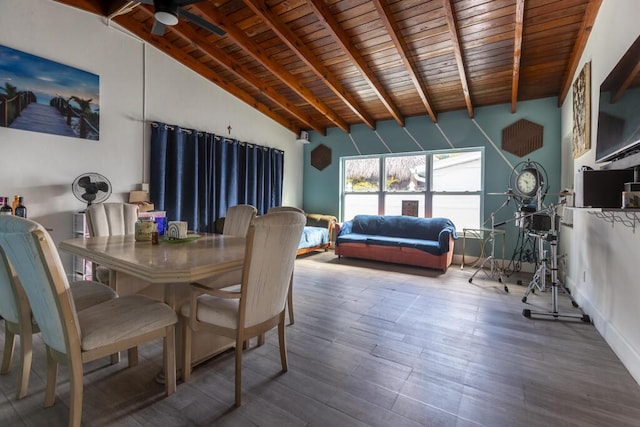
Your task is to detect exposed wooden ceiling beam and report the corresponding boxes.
[191,3,350,133]
[114,14,302,135]
[442,0,474,118]
[242,0,376,130]
[511,0,525,114]
[53,0,104,15]
[307,0,405,128]
[557,0,603,107]
[131,5,325,135]
[371,0,437,123]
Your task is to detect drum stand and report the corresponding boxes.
[521,205,590,322]
[468,209,508,292]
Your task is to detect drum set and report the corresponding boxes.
[472,160,590,322]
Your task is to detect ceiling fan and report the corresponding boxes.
[132,0,226,37]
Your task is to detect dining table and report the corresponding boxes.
[59,232,246,371]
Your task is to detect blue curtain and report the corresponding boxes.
[149,122,284,232]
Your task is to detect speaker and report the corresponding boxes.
[575,169,634,208]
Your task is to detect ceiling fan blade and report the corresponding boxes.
[136,0,154,4]
[151,19,167,35]
[176,0,207,5]
[178,8,226,36]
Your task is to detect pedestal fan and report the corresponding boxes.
[72,173,112,208]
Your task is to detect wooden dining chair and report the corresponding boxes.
[85,202,139,284]
[193,204,257,292]
[0,216,177,427]
[181,211,306,407]
[1,225,117,400]
[267,206,305,325]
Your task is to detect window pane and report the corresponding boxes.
[384,194,424,217]
[344,158,379,192]
[432,151,482,191]
[344,194,378,220]
[385,155,426,191]
[432,194,480,230]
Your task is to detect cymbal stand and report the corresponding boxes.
[522,204,590,322]
[468,200,508,292]
[521,188,547,301]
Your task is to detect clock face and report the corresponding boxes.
[516,169,539,196]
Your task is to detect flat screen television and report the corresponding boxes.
[595,35,640,164]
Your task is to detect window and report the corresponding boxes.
[341,149,483,231]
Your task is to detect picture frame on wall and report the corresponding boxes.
[572,61,591,159]
[0,44,100,140]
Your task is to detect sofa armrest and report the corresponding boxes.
[305,213,337,242]
[438,227,457,252]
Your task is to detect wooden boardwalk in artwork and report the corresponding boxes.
[9,103,77,137]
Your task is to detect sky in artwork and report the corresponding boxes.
[0,44,99,110]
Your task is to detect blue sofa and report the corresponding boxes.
[335,215,458,271]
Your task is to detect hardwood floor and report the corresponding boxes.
[2,251,640,426]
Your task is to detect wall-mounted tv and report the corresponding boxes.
[595,35,640,164]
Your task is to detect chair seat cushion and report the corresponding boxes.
[70,281,117,312]
[77,295,177,351]
[94,266,111,285]
[181,295,239,330]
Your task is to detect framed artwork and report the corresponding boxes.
[401,200,419,217]
[0,44,99,140]
[572,61,591,158]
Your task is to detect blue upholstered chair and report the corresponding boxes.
[0,222,117,400]
[0,216,177,427]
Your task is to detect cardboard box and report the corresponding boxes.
[129,191,154,212]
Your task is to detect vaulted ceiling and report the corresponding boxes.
[54,0,602,136]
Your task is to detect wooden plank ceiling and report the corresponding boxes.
[54,0,602,136]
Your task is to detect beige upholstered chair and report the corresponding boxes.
[267,206,305,214]
[1,228,117,400]
[85,202,138,284]
[0,216,177,427]
[194,204,257,291]
[222,204,258,236]
[267,206,304,325]
[181,211,306,406]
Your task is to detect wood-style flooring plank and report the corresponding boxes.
[1,251,640,426]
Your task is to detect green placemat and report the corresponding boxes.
[160,234,202,243]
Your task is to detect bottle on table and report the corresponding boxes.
[0,197,13,215]
[15,196,27,218]
[12,195,19,215]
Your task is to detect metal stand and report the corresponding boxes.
[521,232,546,301]
[468,209,508,292]
[521,204,591,322]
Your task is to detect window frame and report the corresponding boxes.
[340,147,484,230]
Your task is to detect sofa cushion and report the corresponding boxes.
[364,235,443,255]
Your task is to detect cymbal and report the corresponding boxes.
[487,189,517,196]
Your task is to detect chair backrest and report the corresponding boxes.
[222,205,257,237]
[85,203,139,237]
[239,212,305,328]
[267,206,305,214]
[0,248,22,325]
[0,216,80,356]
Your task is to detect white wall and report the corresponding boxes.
[0,0,302,259]
[560,1,640,383]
